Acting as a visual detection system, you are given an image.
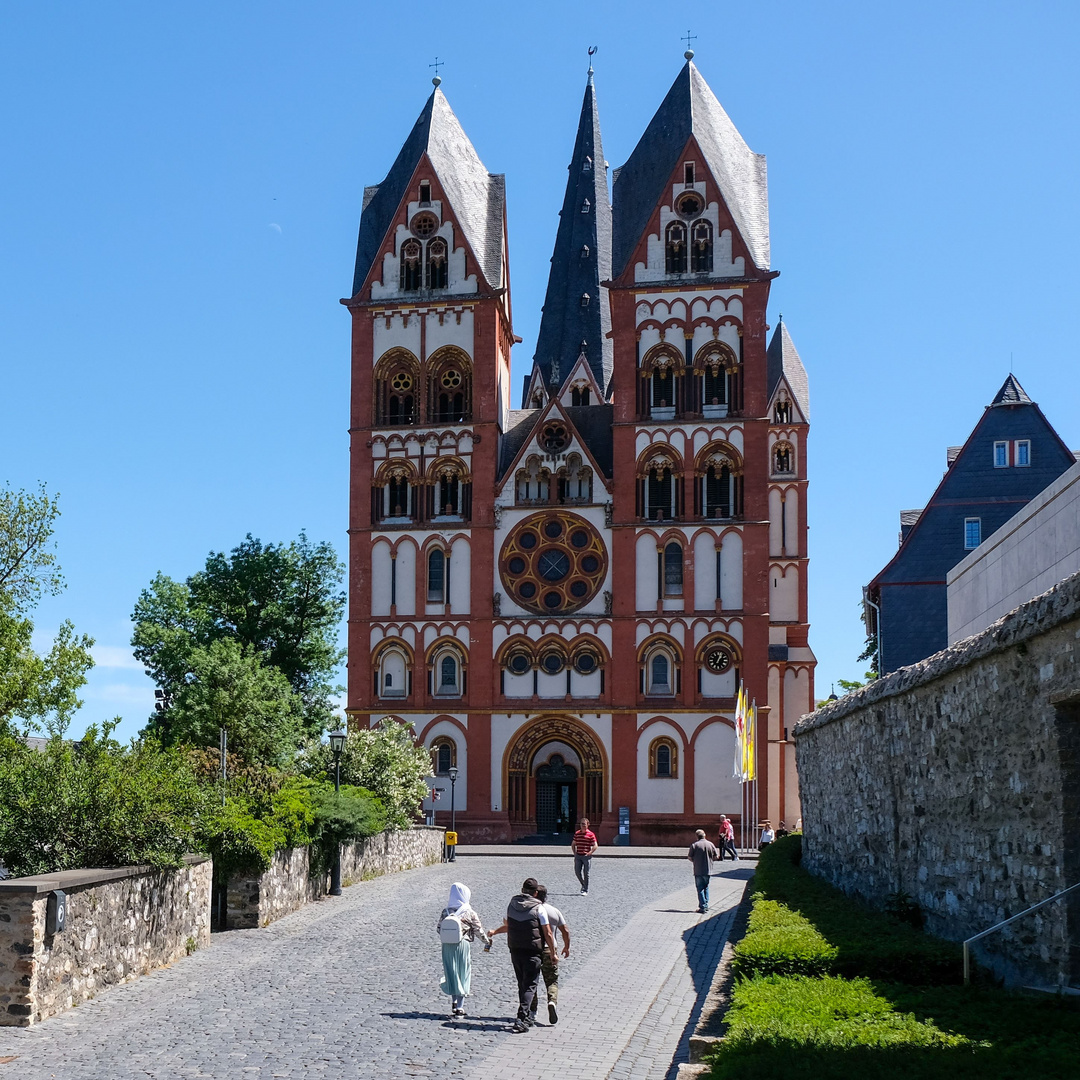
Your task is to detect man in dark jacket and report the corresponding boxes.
[502,877,556,1032]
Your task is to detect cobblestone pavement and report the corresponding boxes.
[0,856,750,1079]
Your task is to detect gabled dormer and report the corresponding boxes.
[766,322,810,425]
[611,61,769,286]
[556,348,607,409]
[350,87,508,307]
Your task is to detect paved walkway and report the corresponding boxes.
[0,855,752,1079]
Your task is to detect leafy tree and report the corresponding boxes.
[132,533,346,743]
[160,638,303,766]
[0,483,94,738]
[300,722,430,830]
[0,722,206,878]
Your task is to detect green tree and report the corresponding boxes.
[132,532,346,743]
[0,483,94,738]
[300,722,430,830]
[164,638,304,766]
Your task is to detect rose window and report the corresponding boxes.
[440,369,462,388]
[411,212,438,237]
[390,372,413,392]
[499,511,608,614]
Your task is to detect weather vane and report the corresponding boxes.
[683,30,697,60]
[430,56,444,87]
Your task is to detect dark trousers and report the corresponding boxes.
[574,854,592,890]
[510,950,543,1016]
[720,837,738,860]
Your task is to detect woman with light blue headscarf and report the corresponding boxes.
[436,882,489,1017]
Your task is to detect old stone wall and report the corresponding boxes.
[0,856,211,1026]
[795,570,1080,988]
[226,826,444,929]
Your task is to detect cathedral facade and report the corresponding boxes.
[344,58,814,844]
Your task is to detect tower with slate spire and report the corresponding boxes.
[345,57,816,843]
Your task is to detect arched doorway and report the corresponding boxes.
[504,716,605,835]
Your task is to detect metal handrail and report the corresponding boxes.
[962,881,1080,985]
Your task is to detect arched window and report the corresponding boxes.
[426,238,448,289]
[773,442,794,475]
[695,343,740,418]
[640,452,679,520]
[649,737,679,778]
[774,397,792,424]
[570,384,591,407]
[400,239,422,291]
[439,654,459,694]
[516,455,551,505]
[665,222,687,273]
[430,737,456,775]
[558,453,592,504]
[698,447,742,520]
[372,463,417,523]
[641,346,683,419]
[374,351,420,426]
[663,542,683,595]
[377,646,409,699]
[427,549,446,602]
[690,220,713,272]
[428,460,470,520]
[427,349,472,424]
[429,643,465,697]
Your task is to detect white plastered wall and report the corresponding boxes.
[636,719,684,813]
[693,721,740,815]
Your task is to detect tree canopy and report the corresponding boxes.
[132,533,346,754]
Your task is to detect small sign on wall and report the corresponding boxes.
[47,889,66,934]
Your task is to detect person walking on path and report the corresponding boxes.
[435,882,490,1017]
[530,884,570,1026]
[494,877,557,1032]
[717,815,738,861]
[688,829,720,913]
[572,817,598,895]
[759,821,776,850]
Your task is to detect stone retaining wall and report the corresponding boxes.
[226,826,444,929]
[794,570,1080,988]
[0,856,211,1026]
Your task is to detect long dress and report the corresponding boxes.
[437,904,483,999]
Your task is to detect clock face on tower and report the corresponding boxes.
[706,647,732,673]
[499,510,608,615]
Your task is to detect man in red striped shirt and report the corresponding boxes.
[572,818,598,895]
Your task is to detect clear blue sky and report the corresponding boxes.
[3,2,1079,742]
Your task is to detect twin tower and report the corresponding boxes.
[343,59,814,843]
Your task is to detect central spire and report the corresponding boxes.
[526,68,613,403]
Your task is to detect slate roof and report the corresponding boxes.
[564,404,614,477]
[611,61,769,279]
[990,374,1032,406]
[498,410,542,479]
[766,321,810,420]
[351,88,505,297]
[529,72,613,401]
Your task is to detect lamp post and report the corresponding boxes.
[328,729,347,896]
[447,765,459,863]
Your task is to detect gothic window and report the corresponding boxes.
[515,455,551,505]
[426,238,448,289]
[649,737,679,778]
[641,641,679,697]
[640,452,679,520]
[431,644,464,697]
[427,549,446,602]
[377,646,409,699]
[430,736,456,775]
[400,239,422,291]
[427,349,472,423]
[570,384,591,406]
[372,462,418,524]
[411,212,437,237]
[774,398,792,424]
[641,345,683,420]
[540,421,570,453]
[558,453,592,504]
[695,343,739,418]
[676,192,703,217]
[665,222,687,274]
[663,542,683,596]
[773,442,794,475]
[699,447,741,520]
[374,350,419,426]
[690,220,713,272]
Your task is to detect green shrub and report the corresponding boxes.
[752,836,960,985]
[0,724,205,878]
[732,896,838,978]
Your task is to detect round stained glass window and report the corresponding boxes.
[508,652,531,675]
[411,212,438,237]
[574,651,597,674]
[541,651,564,674]
[499,511,608,615]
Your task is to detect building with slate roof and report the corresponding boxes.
[342,56,815,843]
[865,376,1076,675]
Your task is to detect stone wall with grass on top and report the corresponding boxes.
[794,570,1080,989]
[0,856,211,1027]
[225,826,444,929]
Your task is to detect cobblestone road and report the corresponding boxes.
[0,855,751,1079]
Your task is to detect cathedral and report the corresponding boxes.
[343,55,814,844]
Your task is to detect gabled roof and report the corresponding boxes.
[498,411,543,479]
[557,349,607,405]
[351,88,505,297]
[990,374,1032,406]
[497,397,614,484]
[611,61,769,279]
[529,71,613,400]
[767,321,810,421]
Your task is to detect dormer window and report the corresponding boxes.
[583,156,593,173]
[580,245,590,259]
[571,386,591,407]
[581,198,591,214]
[684,162,695,186]
[419,180,431,205]
[580,292,591,307]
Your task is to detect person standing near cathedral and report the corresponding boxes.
[493,877,557,1032]
[435,882,490,1017]
[572,817,598,894]
[529,883,569,1026]
[688,829,720,913]
[718,815,738,861]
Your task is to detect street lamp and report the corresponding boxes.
[447,765,459,863]
[328,729,347,896]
